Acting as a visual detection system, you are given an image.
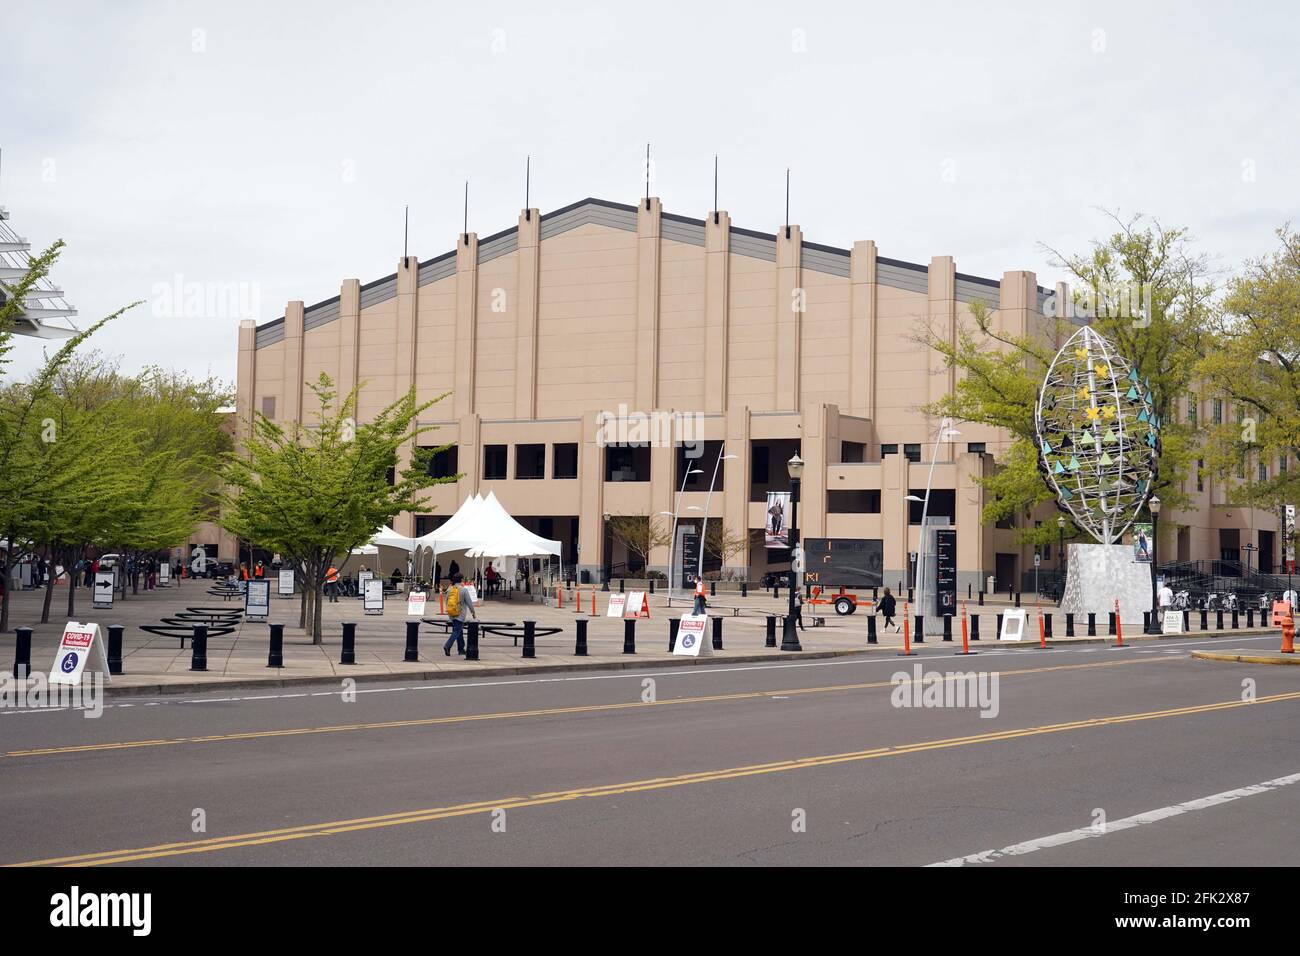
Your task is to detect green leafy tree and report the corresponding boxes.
[220,373,450,642]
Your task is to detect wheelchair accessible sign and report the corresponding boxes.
[50,622,107,686]
[673,614,712,657]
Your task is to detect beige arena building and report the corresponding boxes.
[227,196,1292,592]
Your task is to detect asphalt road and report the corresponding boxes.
[2,633,1297,866]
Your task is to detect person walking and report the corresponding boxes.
[443,572,477,656]
[879,587,899,632]
[325,566,339,602]
[434,561,442,591]
[794,588,807,631]
[692,575,707,615]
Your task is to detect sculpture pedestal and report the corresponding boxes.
[1060,543,1153,627]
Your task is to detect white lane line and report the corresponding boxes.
[929,771,1300,866]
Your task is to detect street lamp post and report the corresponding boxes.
[905,418,961,630]
[781,453,804,651]
[698,449,738,581]
[1058,514,1066,601]
[1145,495,1162,634]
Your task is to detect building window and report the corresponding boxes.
[415,515,448,537]
[483,445,507,480]
[261,396,276,419]
[1212,399,1223,424]
[752,445,770,484]
[425,446,459,480]
[880,444,898,458]
[967,442,986,455]
[841,441,865,464]
[552,443,578,479]
[904,444,921,463]
[515,444,545,479]
[1197,459,1204,492]
[828,490,881,513]
[1281,455,1289,474]
[1186,394,1197,427]
[908,489,955,525]
[677,441,724,491]
[1259,461,1268,483]
[385,467,395,486]
[605,445,650,482]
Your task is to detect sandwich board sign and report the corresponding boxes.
[277,569,294,598]
[1162,610,1183,634]
[159,561,171,586]
[999,608,1027,641]
[357,570,374,598]
[625,591,650,619]
[245,580,271,622]
[50,622,108,686]
[407,590,427,616]
[92,571,115,610]
[606,593,628,617]
[673,614,712,657]
[364,578,385,615]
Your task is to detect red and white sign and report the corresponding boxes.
[673,614,711,657]
[606,593,628,617]
[50,622,102,686]
[625,591,651,619]
[408,591,427,617]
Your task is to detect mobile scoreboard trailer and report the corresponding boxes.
[802,539,884,615]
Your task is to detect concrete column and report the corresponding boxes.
[927,255,956,460]
[396,256,420,395]
[775,225,803,411]
[725,406,752,577]
[883,451,909,586]
[998,271,1037,340]
[236,320,257,443]
[578,410,606,574]
[283,300,305,424]
[800,403,830,539]
[635,197,662,412]
[337,279,361,404]
[649,440,673,574]
[454,232,479,417]
[955,450,986,592]
[703,210,731,413]
[458,412,481,497]
[514,208,541,419]
[849,240,878,421]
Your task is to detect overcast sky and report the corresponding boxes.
[3,0,1297,385]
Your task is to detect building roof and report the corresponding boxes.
[255,197,1050,349]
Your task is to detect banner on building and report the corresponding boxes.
[765,492,791,549]
[1286,505,1296,572]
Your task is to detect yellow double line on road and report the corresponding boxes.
[10,687,1300,867]
[5,657,1161,759]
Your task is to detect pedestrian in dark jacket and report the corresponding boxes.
[879,588,898,632]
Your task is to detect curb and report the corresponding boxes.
[1190,650,1300,666]
[94,626,1283,698]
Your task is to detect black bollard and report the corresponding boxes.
[340,622,356,665]
[968,583,972,599]
[648,579,655,594]
[1044,613,1053,639]
[1087,612,1096,636]
[623,618,636,654]
[712,616,723,651]
[1200,608,1208,631]
[1143,611,1150,631]
[996,613,1003,638]
[268,623,283,668]
[575,618,588,656]
[13,627,32,679]
[522,620,536,659]
[774,584,781,600]
[1015,592,1021,608]
[867,614,877,644]
[914,615,925,643]
[765,615,777,648]
[1108,612,1116,636]
[107,624,124,675]
[1216,609,1224,630]
[465,621,480,661]
[404,620,420,662]
[942,615,953,642]
[191,625,208,671]
[710,582,716,598]
[978,590,985,606]
[620,579,625,593]
[908,588,914,603]
[668,617,680,652]
[1232,610,1239,629]
[1247,608,1255,628]
[602,579,609,592]
[741,582,748,598]
[971,614,980,641]
[1065,613,1075,637]
[1183,609,1190,632]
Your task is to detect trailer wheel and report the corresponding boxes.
[834,597,855,616]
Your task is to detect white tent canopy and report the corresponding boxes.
[351,524,417,555]
[414,492,561,560]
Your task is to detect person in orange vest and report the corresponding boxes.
[254,560,265,579]
[693,575,707,615]
[325,566,340,603]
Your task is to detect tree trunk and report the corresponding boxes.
[66,550,78,620]
[299,579,308,629]
[0,539,12,633]
[312,582,323,644]
[40,551,55,625]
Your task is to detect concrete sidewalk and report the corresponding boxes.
[0,580,1285,696]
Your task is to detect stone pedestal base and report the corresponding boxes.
[1060,543,1153,627]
